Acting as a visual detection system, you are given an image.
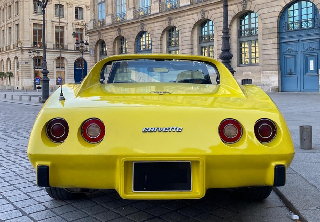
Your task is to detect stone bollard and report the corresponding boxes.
[11,88,14,92]
[10,95,13,100]
[300,125,312,150]
[28,96,31,101]
[3,94,6,99]
[25,89,28,92]
[19,95,22,101]
[38,97,41,103]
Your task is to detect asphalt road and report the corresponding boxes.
[0,100,294,222]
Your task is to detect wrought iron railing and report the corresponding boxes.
[32,43,44,48]
[199,34,214,43]
[133,6,151,19]
[97,19,105,28]
[53,44,68,50]
[190,0,209,4]
[112,13,126,23]
[238,27,258,37]
[160,0,179,12]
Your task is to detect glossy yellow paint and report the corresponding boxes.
[27,54,295,199]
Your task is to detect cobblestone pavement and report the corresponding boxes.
[0,101,294,222]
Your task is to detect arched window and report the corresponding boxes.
[239,12,259,65]
[119,37,127,54]
[286,1,316,30]
[137,31,152,53]
[100,41,107,59]
[168,27,179,54]
[199,20,214,58]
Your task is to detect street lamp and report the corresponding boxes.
[28,49,40,90]
[219,0,235,75]
[37,0,49,102]
[72,31,89,82]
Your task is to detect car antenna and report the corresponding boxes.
[58,0,65,101]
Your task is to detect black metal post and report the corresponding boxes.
[81,51,84,81]
[219,0,235,74]
[38,0,49,102]
[33,57,36,90]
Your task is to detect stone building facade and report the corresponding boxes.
[0,0,90,90]
[87,0,320,92]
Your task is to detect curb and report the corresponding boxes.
[273,187,307,222]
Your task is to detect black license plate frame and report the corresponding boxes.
[133,161,192,192]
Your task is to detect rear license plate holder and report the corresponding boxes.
[133,161,191,192]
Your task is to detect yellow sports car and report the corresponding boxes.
[27,54,294,200]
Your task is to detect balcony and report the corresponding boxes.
[160,0,179,12]
[93,19,105,29]
[238,27,258,37]
[133,6,151,19]
[53,44,68,50]
[112,13,126,24]
[32,43,44,48]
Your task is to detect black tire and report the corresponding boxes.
[235,186,273,201]
[45,187,85,200]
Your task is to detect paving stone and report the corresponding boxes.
[0,209,23,220]
[145,206,172,216]
[126,211,154,222]
[51,205,78,215]
[81,205,108,215]
[14,199,39,208]
[113,205,139,216]
[6,215,34,222]
[60,210,89,221]
[160,212,189,222]
[22,203,47,214]
[0,204,16,213]
[29,209,57,220]
[94,210,122,221]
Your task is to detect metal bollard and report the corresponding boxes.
[38,97,41,103]
[3,94,6,99]
[10,95,13,100]
[28,96,31,101]
[25,89,28,92]
[19,95,22,101]
[300,125,312,150]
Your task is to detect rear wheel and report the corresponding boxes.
[235,186,273,201]
[45,187,85,200]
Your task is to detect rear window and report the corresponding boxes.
[100,59,219,85]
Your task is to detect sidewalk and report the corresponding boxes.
[1,90,320,222]
[269,93,320,222]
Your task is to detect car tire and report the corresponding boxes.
[235,186,273,201]
[45,187,85,200]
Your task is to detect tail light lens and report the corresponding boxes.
[81,118,105,143]
[46,118,69,143]
[254,119,277,143]
[219,119,243,144]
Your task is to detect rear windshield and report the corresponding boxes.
[100,59,219,85]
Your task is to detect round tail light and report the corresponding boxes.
[81,118,105,143]
[219,119,243,144]
[46,118,69,143]
[254,119,277,143]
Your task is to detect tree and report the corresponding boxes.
[6,72,13,86]
[0,72,6,85]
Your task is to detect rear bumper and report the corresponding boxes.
[32,153,294,199]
